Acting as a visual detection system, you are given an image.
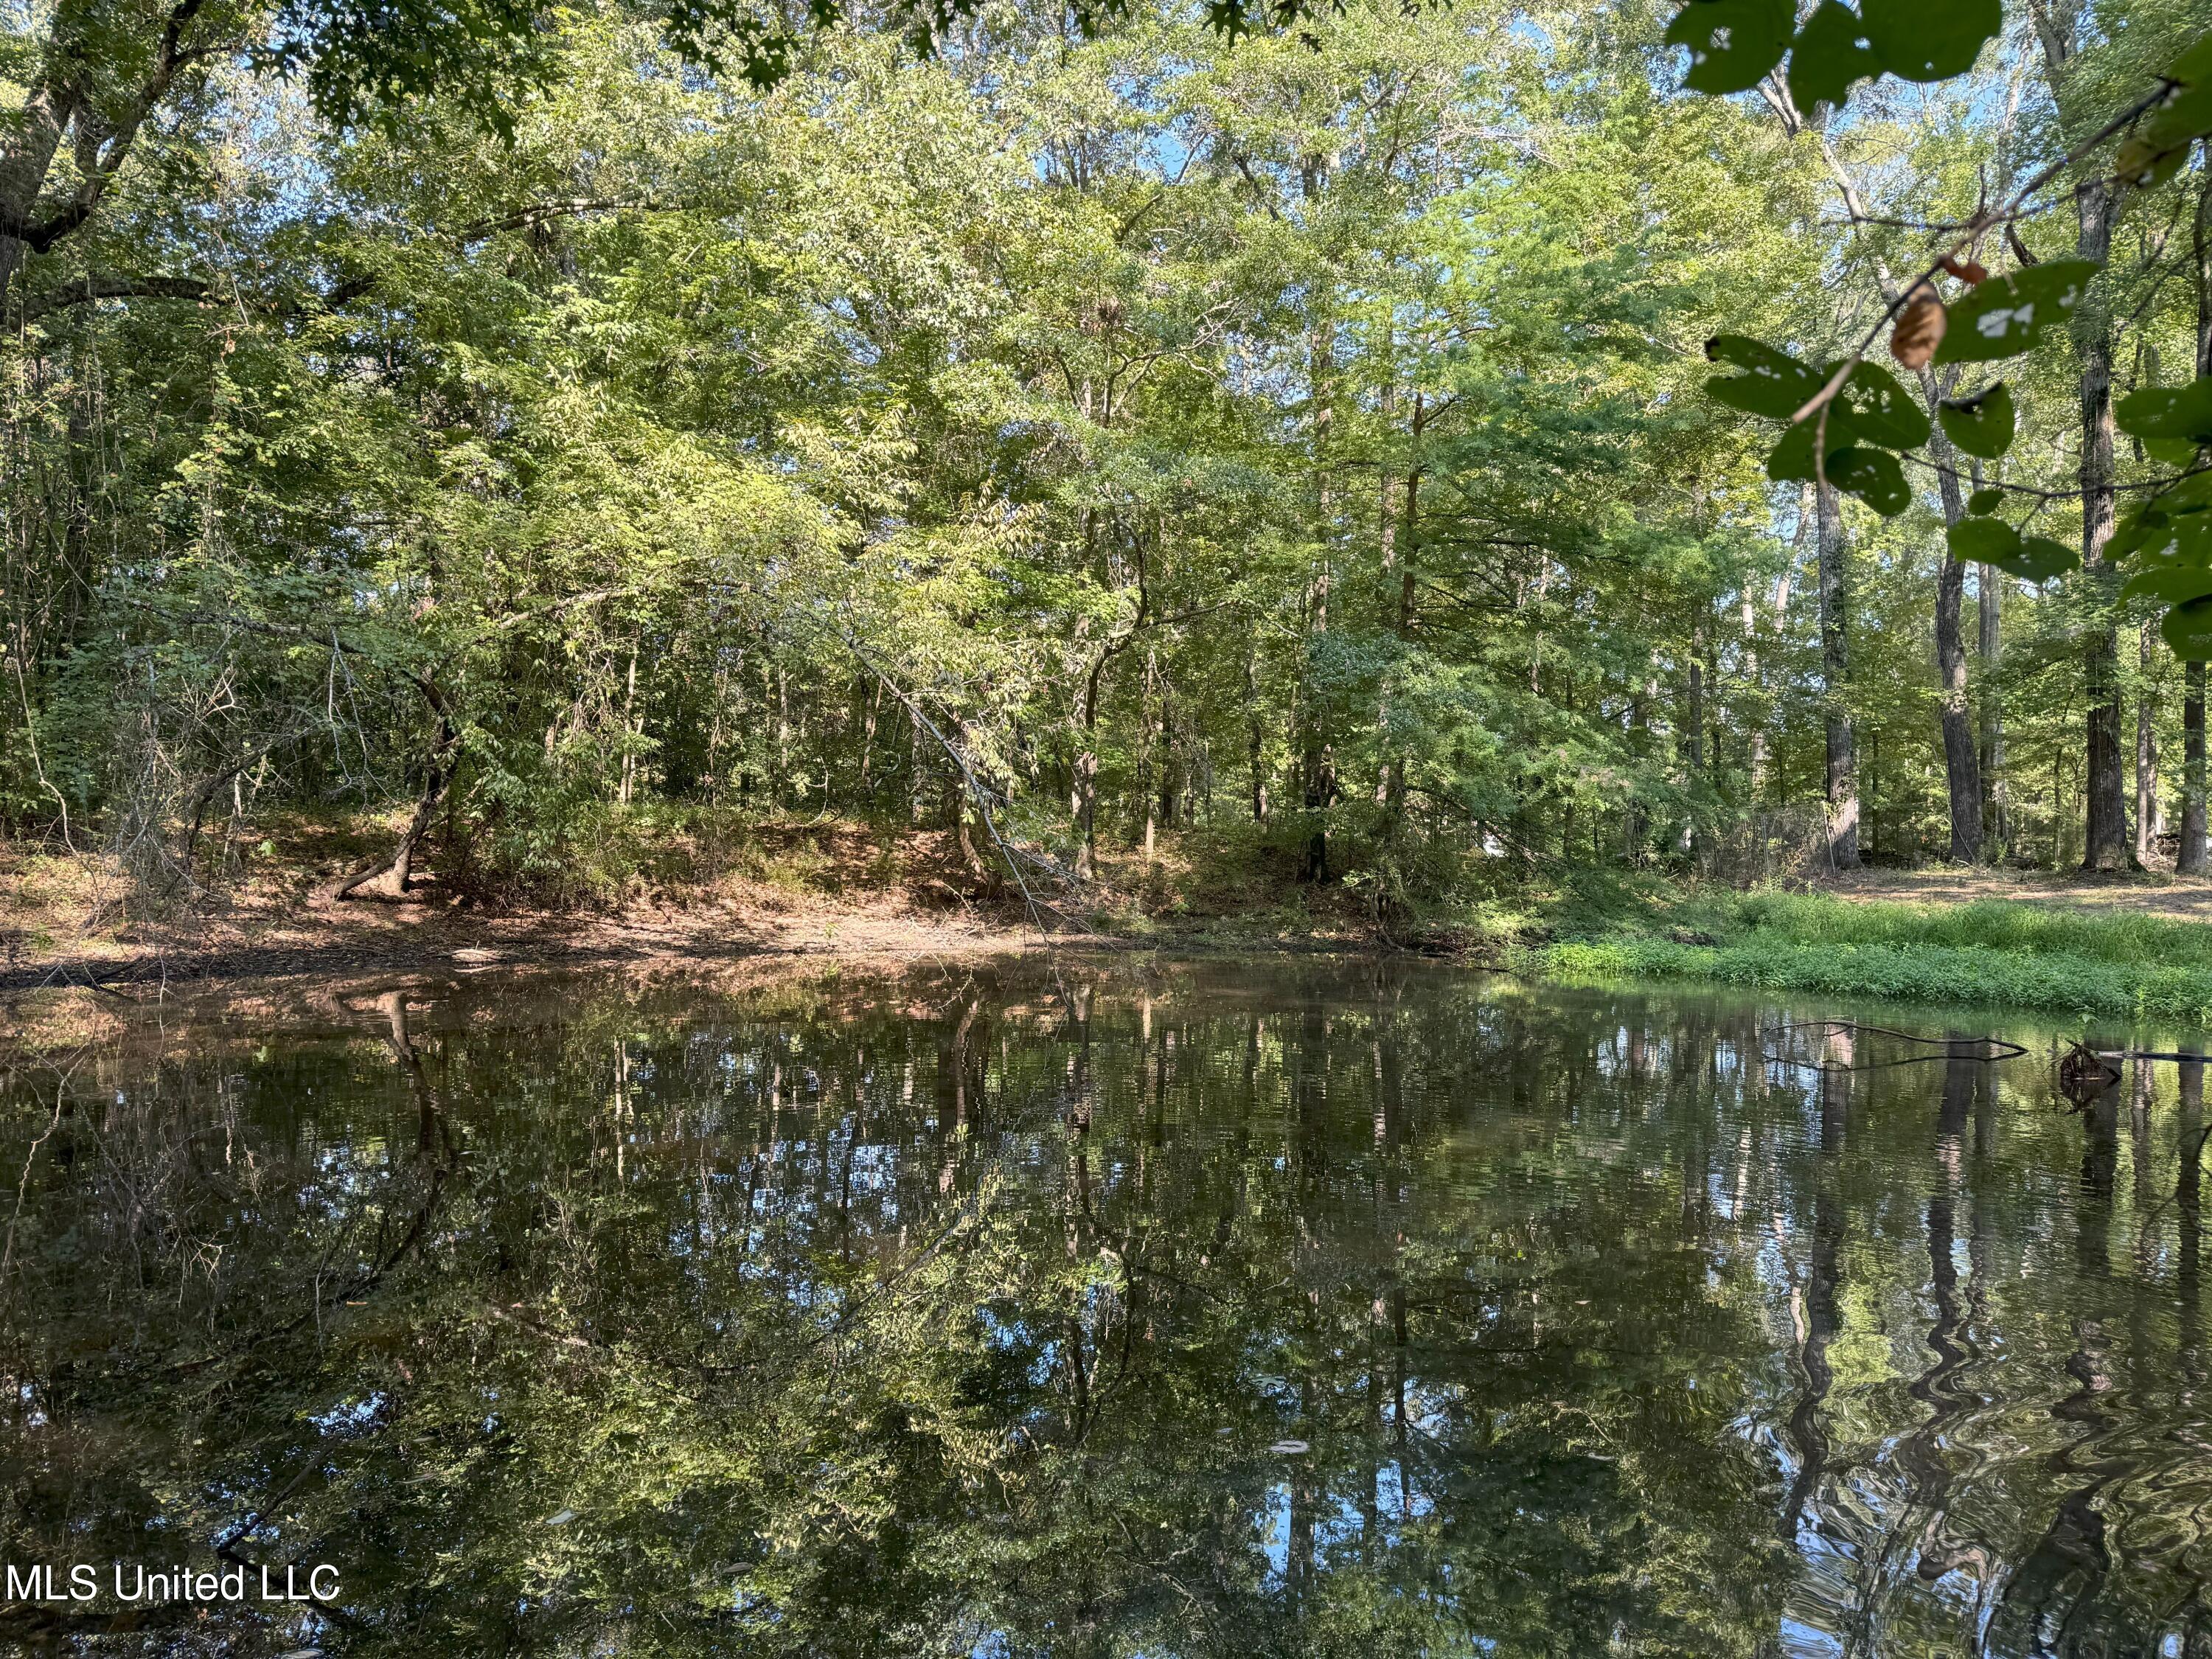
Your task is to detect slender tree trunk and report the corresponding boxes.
[910,706,928,829]
[1624,684,1649,860]
[2138,622,2163,863]
[1680,619,1704,860]
[1299,567,1332,883]
[2185,170,2212,875]
[1244,644,1267,823]
[1927,405,1983,861]
[1744,582,1765,798]
[618,647,639,806]
[1141,647,1161,861]
[2185,661,2208,874]
[1818,482,1860,868]
[2027,4,2127,868]
[2076,186,2128,869]
[1074,661,1102,880]
[1980,566,2008,858]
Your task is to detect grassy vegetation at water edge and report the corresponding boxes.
[1515,892,2212,1025]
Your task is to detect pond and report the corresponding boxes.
[0,956,2205,1657]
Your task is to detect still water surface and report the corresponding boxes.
[0,958,2208,1657]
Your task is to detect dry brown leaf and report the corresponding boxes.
[1890,291,1947,371]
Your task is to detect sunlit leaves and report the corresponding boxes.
[1933,262,2100,364]
[1938,383,2014,458]
[1666,0,1796,94]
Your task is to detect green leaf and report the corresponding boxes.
[1788,2,1882,109]
[1947,517,2020,564]
[2116,376,2212,444]
[1933,260,2101,364]
[1829,446,1910,515]
[1666,0,1795,94]
[1950,518,2073,578]
[2007,536,2080,582]
[1705,335,1822,418]
[1765,411,1860,480]
[2113,481,2212,562]
[2167,31,2212,86]
[2148,437,2202,466]
[1938,383,2014,458]
[2121,564,2212,604]
[1860,0,1999,80]
[1832,361,1930,449]
[1966,487,2004,515]
[2163,595,2212,658]
[2117,81,2212,187]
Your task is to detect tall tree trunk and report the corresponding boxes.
[1927,401,1983,861]
[1298,560,1332,881]
[1299,153,1335,886]
[1980,566,2008,858]
[2185,170,2212,875]
[1141,647,1161,861]
[910,705,928,829]
[1244,644,1267,823]
[1815,131,1984,860]
[2034,43,2126,866]
[2185,661,2208,874]
[2138,622,2163,863]
[1074,659,1103,880]
[1818,482,1860,868]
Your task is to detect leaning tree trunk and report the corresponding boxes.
[324,674,457,904]
[1818,481,1860,869]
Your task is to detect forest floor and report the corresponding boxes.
[18,812,2212,1034]
[1814,864,2212,918]
[0,814,1397,1009]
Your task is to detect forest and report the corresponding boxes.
[8,0,2212,928]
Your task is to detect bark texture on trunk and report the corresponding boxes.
[1980,566,2008,858]
[2047,78,2126,866]
[2137,622,2163,863]
[2184,660,2208,874]
[1926,411,1983,862]
[2185,173,2212,877]
[1818,481,1860,868]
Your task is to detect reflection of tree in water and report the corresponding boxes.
[1,964,2210,1655]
